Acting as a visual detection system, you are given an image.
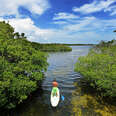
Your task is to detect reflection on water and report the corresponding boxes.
[1,46,116,116]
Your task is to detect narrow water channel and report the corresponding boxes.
[2,46,116,116]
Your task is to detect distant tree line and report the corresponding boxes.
[31,42,72,52]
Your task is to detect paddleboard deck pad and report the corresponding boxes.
[50,87,60,107]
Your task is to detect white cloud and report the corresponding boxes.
[0,18,55,42]
[53,21,68,25]
[0,0,50,16]
[111,10,116,15]
[0,15,116,44]
[105,5,116,16]
[0,0,115,44]
[73,0,115,14]
[53,12,79,20]
[63,16,97,32]
[0,17,100,43]
[65,16,116,33]
[52,16,116,43]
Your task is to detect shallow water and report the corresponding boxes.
[2,46,116,116]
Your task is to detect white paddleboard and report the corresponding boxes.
[50,87,60,107]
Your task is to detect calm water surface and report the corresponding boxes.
[3,46,116,116]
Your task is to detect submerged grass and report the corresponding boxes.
[71,82,116,116]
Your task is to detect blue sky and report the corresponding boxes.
[0,0,116,44]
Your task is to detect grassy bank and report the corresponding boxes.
[75,40,116,98]
[0,21,48,109]
[63,44,95,46]
[31,42,72,52]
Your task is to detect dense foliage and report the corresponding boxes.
[0,21,48,109]
[31,42,72,52]
[75,40,116,97]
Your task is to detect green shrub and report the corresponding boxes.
[0,21,48,109]
[75,42,116,97]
